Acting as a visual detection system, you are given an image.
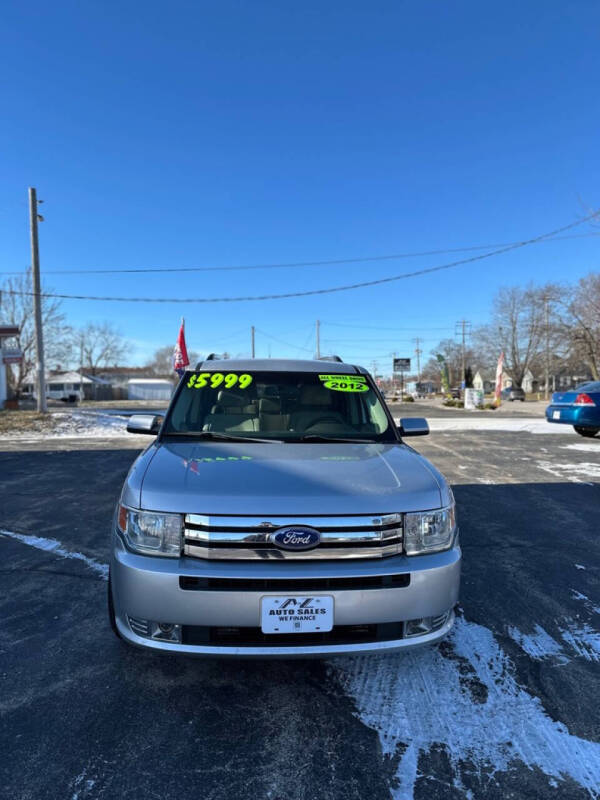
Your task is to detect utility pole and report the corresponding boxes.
[316,319,321,359]
[412,337,422,382]
[29,187,47,413]
[544,295,550,401]
[79,339,84,405]
[455,319,471,389]
[251,326,255,358]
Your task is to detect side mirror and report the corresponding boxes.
[398,417,429,437]
[126,414,164,435]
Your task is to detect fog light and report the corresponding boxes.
[151,622,182,642]
[405,612,450,638]
[405,617,433,637]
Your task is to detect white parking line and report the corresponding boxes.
[0,529,108,579]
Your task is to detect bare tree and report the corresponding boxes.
[145,345,200,376]
[476,286,546,389]
[423,338,484,388]
[72,322,127,375]
[0,271,73,396]
[562,273,600,379]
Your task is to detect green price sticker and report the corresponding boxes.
[186,372,253,390]
[318,374,369,393]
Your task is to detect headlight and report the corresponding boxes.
[404,503,456,555]
[117,505,183,557]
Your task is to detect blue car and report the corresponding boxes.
[545,381,600,438]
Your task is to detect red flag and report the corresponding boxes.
[494,352,504,406]
[173,319,189,375]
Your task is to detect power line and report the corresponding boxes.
[1,231,598,277]
[254,328,313,353]
[323,322,454,331]
[324,337,441,343]
[5,210,599,304]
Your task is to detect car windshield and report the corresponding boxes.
[163,369,396,442]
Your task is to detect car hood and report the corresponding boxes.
[125,441,447,515]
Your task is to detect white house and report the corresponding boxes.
[502,368,536,393]
[472,370,495,394]
[22,371,96,402]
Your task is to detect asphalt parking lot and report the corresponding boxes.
[1,420,599,799]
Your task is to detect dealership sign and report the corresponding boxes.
[0,325,19,339]
[393,357,411,372]
[2,348,23,365]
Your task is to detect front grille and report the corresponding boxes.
[179,574,410,591]
[183,513,403,561]
[181,621,405,647]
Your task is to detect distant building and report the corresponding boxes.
[472,370,495,394]
[127,378,174,401]
[502,369,536,393]
[21,371,100,402]
[547,367,594,392]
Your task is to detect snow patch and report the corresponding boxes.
[570,590,600,615]
[562,443,600,452]
[334,616,600,798]
[507,623,566,661]
[536,461,600,482]
[0,529,108,579]
[560,622,600,663]
[420,418,577,435]
[2,410,134,440]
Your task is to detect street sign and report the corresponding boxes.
[0,325,19,339]
[2,348,23,365]
[393,358,411,372]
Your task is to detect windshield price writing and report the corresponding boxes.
[186,372,254,390]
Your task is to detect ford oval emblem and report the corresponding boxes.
[271,526,321,551]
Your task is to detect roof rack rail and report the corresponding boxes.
[317,355,344,363]
[195,353,228,368]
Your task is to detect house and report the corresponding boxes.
[502,368,537,394]
[96,366,175,392]
[415,380,437,395]
[0,325,21,408]
[546,367,595,392]
[21,371,99,402]
[472,369,495,394]
[473,367,539,394]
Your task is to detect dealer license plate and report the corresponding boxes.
[260,595,334,634]
[553,410,561,419]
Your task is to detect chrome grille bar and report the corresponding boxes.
[183,514,402,560]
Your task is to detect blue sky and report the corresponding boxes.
[1,0,598,373]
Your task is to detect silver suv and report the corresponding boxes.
[109,358,461,657]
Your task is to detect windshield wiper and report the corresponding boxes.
[296,435,377,444]
[163,431,283,444]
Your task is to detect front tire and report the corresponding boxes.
[574,426,600,438]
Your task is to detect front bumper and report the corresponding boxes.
[110,531,461,657]
[545,405,599,426]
